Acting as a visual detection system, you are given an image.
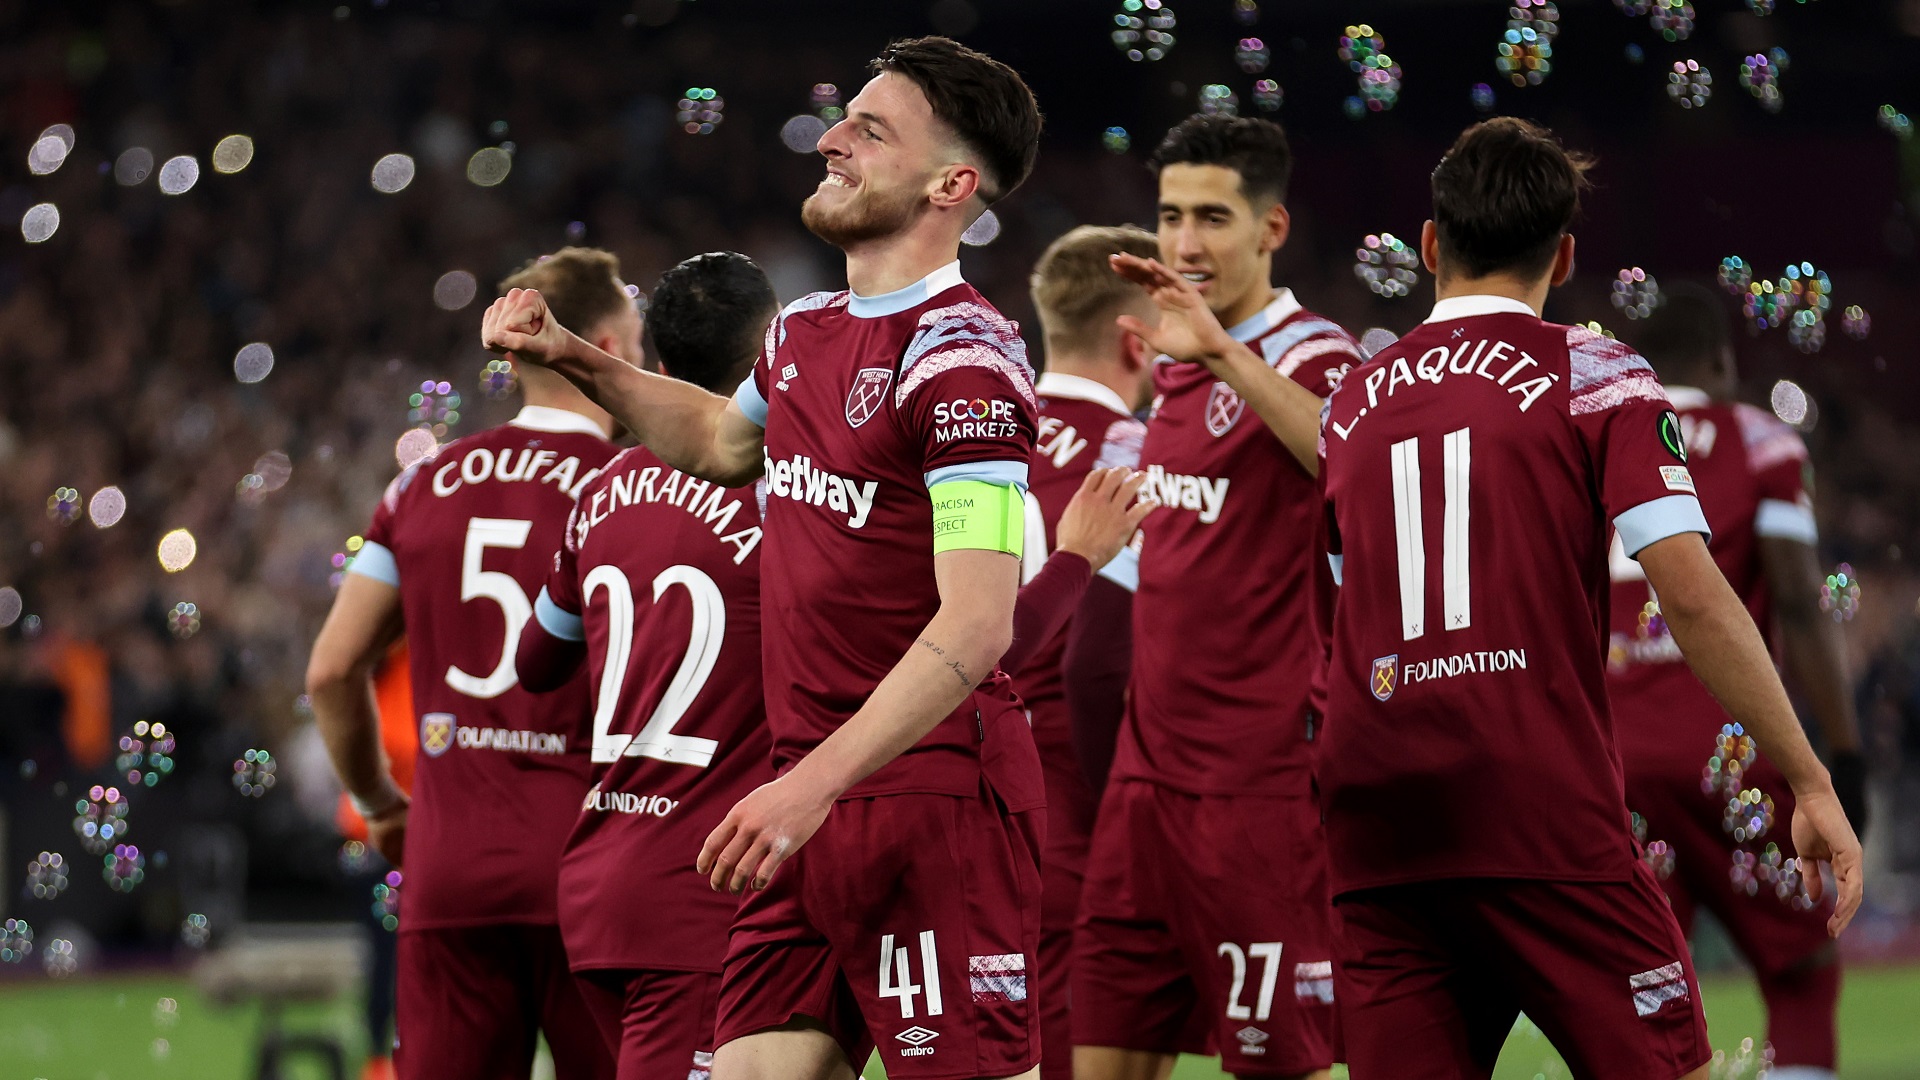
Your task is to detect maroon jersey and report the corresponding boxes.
[1114,291,1360,796]
[729,262,1044,807]
[1319,296,1711,895]
[1607,390,1815,772]
[352,407,617,927]
[537,446,772,972]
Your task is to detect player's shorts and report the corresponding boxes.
[394,924,612,1080]
[577,969,721,1080]
[715,782,1044,1079]
[1073,779,1334,1075]
[1332,864,1711,1080]
[1626,752,1835,974]
[1033,701,1097,1080]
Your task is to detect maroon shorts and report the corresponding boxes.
[1034,701,1097,1080]
[715,783,1044,1078]
[1073,779,1335,1075]
[395,924,612,1080]
[1333,865,1711,1080]
[1625,753,1835,973]
[578,969,721,1080]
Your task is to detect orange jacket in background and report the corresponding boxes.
[336,640,417,841]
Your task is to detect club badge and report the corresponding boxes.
[845,368,893,428]
[1370,655,1399,702]
[1206,381,1246,437]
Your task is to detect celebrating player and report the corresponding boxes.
[483,37,1055,1080]
[1017,223,1160,1080]
[309,247,639,1080]
[513,251,778,1080]
[1317,118,1863,1080]
[1077,116,1357,1080]
[1608,284,1865,1080]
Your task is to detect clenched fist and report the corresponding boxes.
[481,287,571,368]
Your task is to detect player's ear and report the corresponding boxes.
[1259,199,1291,255]
[1549,234,1576,288]
[930,162,981,212]
[1420,220,1441,276]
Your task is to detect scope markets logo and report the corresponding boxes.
[932,397,1020,442]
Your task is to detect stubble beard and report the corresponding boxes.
[802,181,924,250]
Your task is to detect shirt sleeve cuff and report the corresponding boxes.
[1019,490,1047,586]
[1615,494,1712,558]
[1096,546,1139,593]
[1328,552,1344,586]
[346,540,400,586]
[534,587,586,642]
[732,374,769,428]
[1754,498,1818,544]
[924,460,1029,493]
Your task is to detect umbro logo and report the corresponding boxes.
[896,1026,940,1057]
[776,363,798,392]
[1235,1026,1269,1056]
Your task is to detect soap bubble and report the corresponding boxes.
[1354,233,1419,298]
[1252,80,1283,111]
[1112,0,1177,63]
[371,153,415,193]
[26,851,70,900]
[1235,37,1270,74]
[676,88,724,134]
[1102,126,1132,153]
[1339,25,1402,113]
[180,913,212,949]
[1666,60,1711,109]
[1198,84,1238,117]
[233,749,277,797]
[1609,267,1661,320]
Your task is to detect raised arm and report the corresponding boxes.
[1761,535,1867,834]
[307,573,409,865]
[482,288,764,485]
[1637,532,1863,935]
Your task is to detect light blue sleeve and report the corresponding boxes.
[733,374,769,429]
[346,540,399,586]
[1616,494,1712,558]
[924,459,1030,493]
[533,587,586,642]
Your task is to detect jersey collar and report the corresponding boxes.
[1423,294,1539,323]
[1223,288,1303,343]
[1664,385,1711,410]
[510,405,609,438]
[847,260,966,319]
[1035,372,1132,417]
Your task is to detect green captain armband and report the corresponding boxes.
[930,480,1025,557]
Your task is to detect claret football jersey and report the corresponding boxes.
[1606,388,1816,772]
[1114,289,1361,797]
[351,406,617,927]
[1318,295,1711,895]
[730,261,1045,808]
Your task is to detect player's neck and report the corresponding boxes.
[1432,272,1549,316]
[1042,354,1141,411]
[520,386,615,438]
[842,227,962,299]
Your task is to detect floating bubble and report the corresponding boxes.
[1472,82,1496,111]
[21,202,59,243]
[1768,856,1816,911]
[1233,0,1258,24]
[339,840,371,875]
[152,1037,171,1060]
[1612,0,1651,14]
[1624,42,1644,64]
[157,155,200,195]
[1252,80,1283,111]
[371,153,415,193]
[479,357,519,399]
[180,913,211,949]
[1636,598,1667,640]
[1702,722,1757,798]
[1743,279,1790,329]
[1841,305,1870,340]
[158,529,198,572]
[780,115,828,154]
[0,919,30,963]
[154,996,179,1028]
[1198,84,1239,117]
[104,843,147,892]
[74,784,132,853]
[1111,0,1177,63]
[1642,839,1676,880]
[1821,563,1860,622]
[1739,53,1783,112]
[167,602,201,640]
[1338,24,1402,113]
[43,936,75,977]
[1717,255,1752,295]
[115,146,154,185]
[1610,267,1662,319]
[1770,379,1809,426]
[26,851,69,900]
[372,869,403,931]
[467,147,512,186]
[1235,37,1270,73]
[0,587,19,628]
[1723,786,1775,842]
[47,487,81,525]
[234,342,275,383]
[1649,0,1695,41]
[253,450,293,493]
[211,134,255,174]
[407,379,462,434]
[233,748,277,797]
[433,270,478,311]
[27,125,75,175]
[89,486,126,528]
[1666,61,1711,109]
[1880,105,1914,141]
[1354,232,1419,298]
[329,535,366,591]
[1358,328,1399,358]
[118,720,178,786]
[1788,309,1826,354]
[961,209,1001,247]
[1102,126,1132,153]
[395,428,439,470]
[1342,96,1366,121]
[809,83,844,122]
[1729,849,1761,896]
[1496,1,1557,88]
[676,88,724,135]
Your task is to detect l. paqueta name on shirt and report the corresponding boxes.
[1328,334,1562,444]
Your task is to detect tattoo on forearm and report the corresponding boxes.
[918,637,973,689]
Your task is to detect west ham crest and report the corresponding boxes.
[1370,655,1399,702]
[1205,381,1245,437]
[845,367,893,428]
[420,712,455,757]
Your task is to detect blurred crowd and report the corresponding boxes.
[1,0,1918,950]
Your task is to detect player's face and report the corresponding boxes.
[1156,163,1288,321]
[803,73,945,249]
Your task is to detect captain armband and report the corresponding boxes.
[930,480,1025,557]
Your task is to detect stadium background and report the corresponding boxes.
[1,0,1918,1075]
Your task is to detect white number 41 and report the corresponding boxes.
[879,931,944,1019]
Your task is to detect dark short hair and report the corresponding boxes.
[1431,118,1593,279]
[870,36,1042,204]
[1149,115,1293,206]
[498,247,629,338]
[644,252,777,394]
[1626,282,1729,381]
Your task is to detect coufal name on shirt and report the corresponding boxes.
[575,466,763,565]
[432,446,600,500]
[763,450,879,529]
[932,397,1021,443]
[1143,464,1230,524]
[1328,338,1561,443]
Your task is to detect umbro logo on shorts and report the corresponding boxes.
[1235,1026,1269,1056]
[896,1026,940,1057]
[1629,961,1689,1018]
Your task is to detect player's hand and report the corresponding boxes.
[1787,786,1864,937]
[1055,468,1157,570]
[697,773,832,894]
[365,802,408,870]
[1109,252,1236,368]
[480,287,569,368]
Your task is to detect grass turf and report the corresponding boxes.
[0,965,1915,1078]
